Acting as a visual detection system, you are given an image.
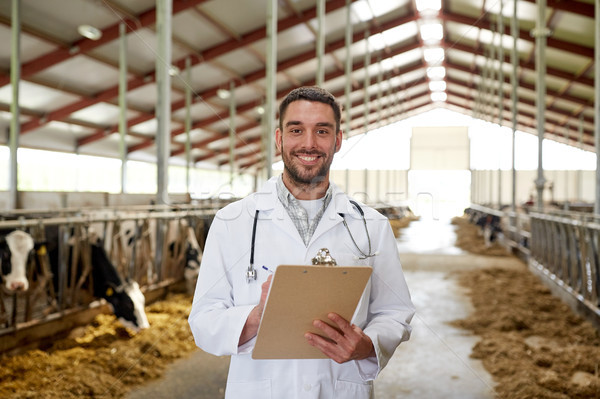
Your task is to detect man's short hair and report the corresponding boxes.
[278,86,342,133]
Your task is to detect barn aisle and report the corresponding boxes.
[375,217,500,398]
[126,217,519,399]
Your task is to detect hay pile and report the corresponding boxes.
[0,294,197,399]
[389,213,420,238]
[451,216,510,256]
[452,267,600,399]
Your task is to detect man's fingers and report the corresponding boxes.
[312,319,344,342]
[327,313,357,336]
[304,332,345,363]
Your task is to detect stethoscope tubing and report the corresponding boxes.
[247,200,376,283]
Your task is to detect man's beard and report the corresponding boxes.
[282,149,332,187]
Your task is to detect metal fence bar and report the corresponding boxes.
[0,208,217,334]
[468,204,600,325]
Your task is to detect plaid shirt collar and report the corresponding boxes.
[276,175,333,247]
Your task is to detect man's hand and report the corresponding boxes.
[239,275,272,345]
[304,313,376,363]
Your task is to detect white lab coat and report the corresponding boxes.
[188,177,415,399]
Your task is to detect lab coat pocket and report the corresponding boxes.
[334,379,373,398]
[225,379,271,399]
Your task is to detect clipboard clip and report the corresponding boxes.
[311,248,337,266]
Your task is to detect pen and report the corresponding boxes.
[262,265,274,274]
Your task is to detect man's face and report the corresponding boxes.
[275,100,342,187]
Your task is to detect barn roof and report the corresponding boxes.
[0,0,595,173]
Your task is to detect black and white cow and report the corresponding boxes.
[475,213,502,248]
[45,226,150,331]
[86,234,149,331]
[0,230,34,292]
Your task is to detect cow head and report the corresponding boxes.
[0,230,34,291]
[103,280,149,331]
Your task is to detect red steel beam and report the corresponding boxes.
[443,39,594,88]
[75,0,366,148]
[237,96,433,170]
[125,16,420,155]
[205,79,429,165]
[0,0,210,87]
[521,0,594,18]
[445,87,594,145]
[25,0,357,137]
[440,9,594,59]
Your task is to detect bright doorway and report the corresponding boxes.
[408,170,471,220]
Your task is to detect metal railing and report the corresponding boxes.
[468,204,600,325]
[0,205,220,338]
[530,212,600,316]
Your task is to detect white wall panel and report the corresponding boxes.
[410,126,470,170]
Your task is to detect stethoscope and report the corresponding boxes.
[246,200,377,283]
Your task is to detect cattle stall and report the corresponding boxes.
[0,204,219,354]
[464,204,600,329]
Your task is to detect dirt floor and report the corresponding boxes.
[451,216,600,399]
[0,293,198,399]
[451,216,511,256]
[1,216,599,398]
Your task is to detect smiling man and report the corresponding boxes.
[189,86,415,399]
[276,88,342,199]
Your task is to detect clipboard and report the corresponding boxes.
[252,264,372,359]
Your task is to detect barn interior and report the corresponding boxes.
[0,1,599,398]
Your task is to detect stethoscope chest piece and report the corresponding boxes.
[246,266,257,283]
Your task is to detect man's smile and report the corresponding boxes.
[294,152,323,165]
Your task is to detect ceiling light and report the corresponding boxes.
[431,92,447,102]
[423,47,445,64]
[416,0,442,12]
[429,80,447,91]
[168,65,180,76]
[78,24,102,41]
[427,66,446,79]
[256,106,265,115]
[217,89,231,99]
[419,22,443,42]
[368,33,386,51]
[352,0,374,22]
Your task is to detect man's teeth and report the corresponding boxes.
[299,155,317,161]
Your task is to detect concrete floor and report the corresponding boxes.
[127,218,518,399]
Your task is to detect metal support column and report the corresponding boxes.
[364,168,368,201]
[229,81,236,185]
[510,0,518,213]
[595,0,600,214]
[344,0,352,193]
[119,22,128,194]
[534,0,549,210]
[563,125,570,208]
[9,0,20,210]
[265,0,277,179]
[497,2,504,209]
[345,169,350,195]
[156,0,172,205]
[155,0,172,281]
[487,22,497,122]
[376,169,380,203]
[376,55,382,128]
[344,0,352,141]
[363,29,370,132]
[578,113,584,201]
[185,57,192,193]
[316,0,325,86]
